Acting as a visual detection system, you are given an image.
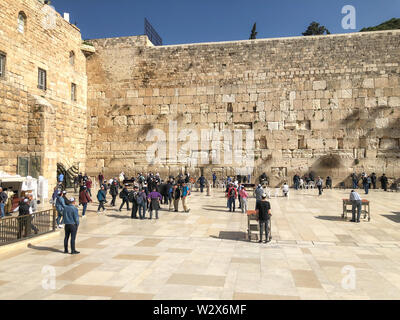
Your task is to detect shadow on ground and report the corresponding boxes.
[106,214,132,219]
[382,212,400,223]
[27,243,64,253]
[210,231,248,241]
[315,216,347,222]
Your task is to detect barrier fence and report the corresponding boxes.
[0,208,56,246]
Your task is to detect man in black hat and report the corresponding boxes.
[380,173,388,191]
[110,180,119,207]
[119,184,130,211]
[130,186,139,219]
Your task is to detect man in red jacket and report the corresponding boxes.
[79,186,92,218]
[85,178,93,197]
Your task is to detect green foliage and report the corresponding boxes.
[302,21,331,36]
[360,18,400,32]
[249,23,257,39]
[82,40,94,47]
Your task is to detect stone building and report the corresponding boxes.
[1,0,400,189]
[0,0,88,193]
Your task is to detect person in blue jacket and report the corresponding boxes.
[62,197,80,254]
[97,185,107,214]
[55,191,66,228]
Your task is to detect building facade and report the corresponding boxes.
[0,0,88,192]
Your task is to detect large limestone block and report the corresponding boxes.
[362,79,374,89]
[388,97,400,107]
[222,94,235,103]
[313,81,326,91]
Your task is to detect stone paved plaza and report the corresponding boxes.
[0,188,400,300]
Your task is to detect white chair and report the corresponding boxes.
[274,188,280,198]
[307,181,315,190]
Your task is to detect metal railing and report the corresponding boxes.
[0,208,56,246]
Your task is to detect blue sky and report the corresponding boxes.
[51,0,400,44]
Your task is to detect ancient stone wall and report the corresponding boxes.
[0,0,88,189]
[86,31,400,185]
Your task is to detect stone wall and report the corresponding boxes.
[86,31,400,185]
[0,0,88,190]
[3,0,398,188]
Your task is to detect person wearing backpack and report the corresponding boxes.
[118,184,130,211]
[181,183,190,213]
[227,183,237,212]
[137,189,147,219]
[130,186,140,219]
[96,186,107,214]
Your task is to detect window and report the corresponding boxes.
[71,83,77,101]
[0,52,5,78]
[38,68,47,90]
[298,136,306,149]
[18,12,27,34]
[17,156,41,179]
[69,51,75,66]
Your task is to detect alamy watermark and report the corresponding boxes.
[41,265,56,290]
[341,265,356,290]
[342,5,356,30]
[146,121,255,174]
[41,4,57,30]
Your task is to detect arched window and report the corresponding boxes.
[69,51,75,66]
[18,12,27,34]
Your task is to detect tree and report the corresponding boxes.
[360,18,400,32]
[302,21,331,36]
[249,23,257,39]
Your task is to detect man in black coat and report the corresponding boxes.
[119,185,130,211]
[110,181,119,206]
[158,183,169,204]
[130,186,139,219]
[256,193,272,243]
[380,174,388,191]
[371,173,377,189]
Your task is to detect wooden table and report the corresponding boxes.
[247,210,259,241]
[342,199,370,221]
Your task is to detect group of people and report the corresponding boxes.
[225,182,250,213]
[351,172,389,193]
[76,172,194,220]
[0,186,15,218]
[292,174,333,191]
